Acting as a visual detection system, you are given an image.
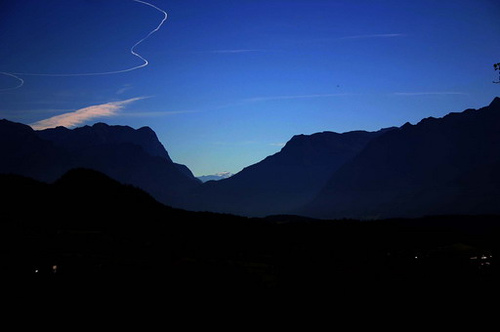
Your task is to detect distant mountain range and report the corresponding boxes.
[197,172,234,182]
[1,97,499,219]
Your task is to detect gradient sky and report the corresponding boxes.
[1,0,499,176]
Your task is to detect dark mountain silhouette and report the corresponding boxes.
[2,168,500,299]
[181,128,393,216]
[37,122,173,161]
[300,97,500,219]
[2,97,500,220]
[0,119,70,181]
[0,120,200,207]
[0,168,180,286]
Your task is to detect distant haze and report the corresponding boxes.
[197,172,234,183]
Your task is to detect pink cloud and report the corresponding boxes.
[30,97,147,130]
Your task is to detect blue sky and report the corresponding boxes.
[1,0,499,176]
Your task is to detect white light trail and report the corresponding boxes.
[0,0,167,91]
[0,72,25,91]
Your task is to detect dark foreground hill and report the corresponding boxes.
[2,168,500,300]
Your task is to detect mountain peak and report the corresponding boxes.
[489,96,500,108]
[91,122,111,128]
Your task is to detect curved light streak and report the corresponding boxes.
[0,72,25,91]
[0,0,167,90]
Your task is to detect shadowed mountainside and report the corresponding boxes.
[300,97,500,219]
[181,97,500,219]
[1,97,500,220]
[181,128,394,216]
[0,120,200,208]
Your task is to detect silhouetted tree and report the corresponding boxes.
[494,63,500,83]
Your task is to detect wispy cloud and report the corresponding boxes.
[340,33,405,40]
[30,97,147,130]
[245,93,352,103]
[116,84,133,95]
[392,92,467,96]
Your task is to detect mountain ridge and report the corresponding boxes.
[37,122,173,162]
[299,96,500,219]
[1,97,499,219]
[0,119,200,208]
[180,127,394,216]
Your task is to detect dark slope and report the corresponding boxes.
[182,128,392,217]
[0,169,276,291]
[301,97,500,219]
[0,119,70,182]
[0,120,200,207]
[0,169,239,280]
[2,169,500,299]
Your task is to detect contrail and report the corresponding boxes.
[0,0,167,91]
[0,72,24,91]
